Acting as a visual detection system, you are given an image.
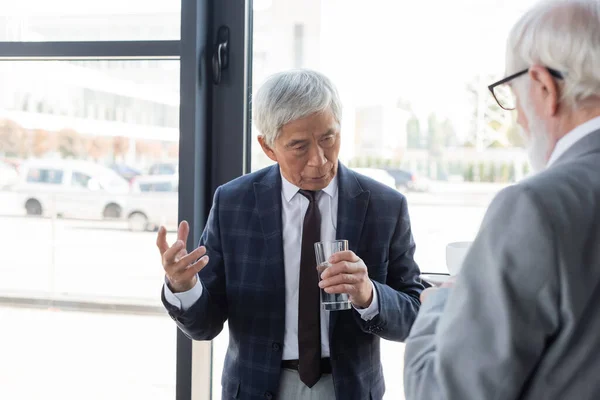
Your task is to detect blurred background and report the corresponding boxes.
[0,0,538,399]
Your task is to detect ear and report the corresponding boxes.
[528,65,560,117]
[257,135,278,163]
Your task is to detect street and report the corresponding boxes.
[0,183,496,302]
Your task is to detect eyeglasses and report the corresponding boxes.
[488,68,564,111]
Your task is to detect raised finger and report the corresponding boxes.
[177,220,190,246]
[177,255,210,282]
[176,246,207,268]
[156,226,169,255]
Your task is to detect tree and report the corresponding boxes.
[440,118,458,147]
[112,136,130,162]
[32,129,57,157]
[500,163,511,182]
[466,75,516,149]
[136,139,163,159]
[488,140,505,148]
[464,163,475,182]
[0,119,27,157]
[86,137,111,161]
[57,129,84,158]
[506,121,525,147]
[427,113,445,157]
[477,162,486,182]
[406,116,422,149]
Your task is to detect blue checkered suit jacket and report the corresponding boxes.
[163,162,423,400]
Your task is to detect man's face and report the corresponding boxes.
[258,109,341,191]
[513,67,560,172]
[514,86,552,172]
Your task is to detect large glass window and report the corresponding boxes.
[250,0,536,278]
[238,0,538,398]
[0,59,180,399]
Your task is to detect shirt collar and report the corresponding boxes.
[547,115,600,166]
[280,172,338,203]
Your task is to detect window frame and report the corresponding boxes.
[0,0,251,397]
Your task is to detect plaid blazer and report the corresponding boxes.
[163,162,423,400]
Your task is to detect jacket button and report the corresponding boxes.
[264,391,273,400]
[272,342,281,352]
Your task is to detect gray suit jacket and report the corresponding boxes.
[404,128,600,400]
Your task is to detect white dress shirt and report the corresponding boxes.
[547,116,600,167]
[164,173,379,360]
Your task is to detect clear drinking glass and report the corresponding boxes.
[314,240,352,311]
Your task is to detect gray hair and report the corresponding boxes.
[506,0,600,107]
[252,69,342,146]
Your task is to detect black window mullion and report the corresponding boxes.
[0,40,180,60]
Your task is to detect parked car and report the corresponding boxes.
[0,160,19,189]
[125,175,178,232]
[13,159,130,219]
[384,168,430,192]
[351,168,396,189]
[1,158,21,171]
[110,163,142,183]
[147,162,178,176]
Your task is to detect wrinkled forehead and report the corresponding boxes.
[279,110,340,139]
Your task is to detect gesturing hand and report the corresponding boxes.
[157,220,209,293]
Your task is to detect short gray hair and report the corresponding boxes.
[252,69,342,146]
[506,0,600,107]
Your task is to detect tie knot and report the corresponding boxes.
[298,189,319,202]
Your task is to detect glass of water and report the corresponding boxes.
[314,240,352,311]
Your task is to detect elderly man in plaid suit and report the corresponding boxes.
[158,69,424,400]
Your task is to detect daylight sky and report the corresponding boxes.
[318,0,541,134]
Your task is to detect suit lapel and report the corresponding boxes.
[335,163,370,251]
[254,165,286,288]
[331,163,370,333]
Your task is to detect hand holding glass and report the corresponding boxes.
[314,240,352,311]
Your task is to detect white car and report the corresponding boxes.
[147,162,178,176]
[0,160,19,190]
[125,175,178,232]
[13,159,130,219]
[351,168,396,190]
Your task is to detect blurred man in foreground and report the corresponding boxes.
[404,1,600,399]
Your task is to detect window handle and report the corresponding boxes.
[212,26,230,85]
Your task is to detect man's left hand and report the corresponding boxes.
[420,275,457,303]
[319,250,373,309]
